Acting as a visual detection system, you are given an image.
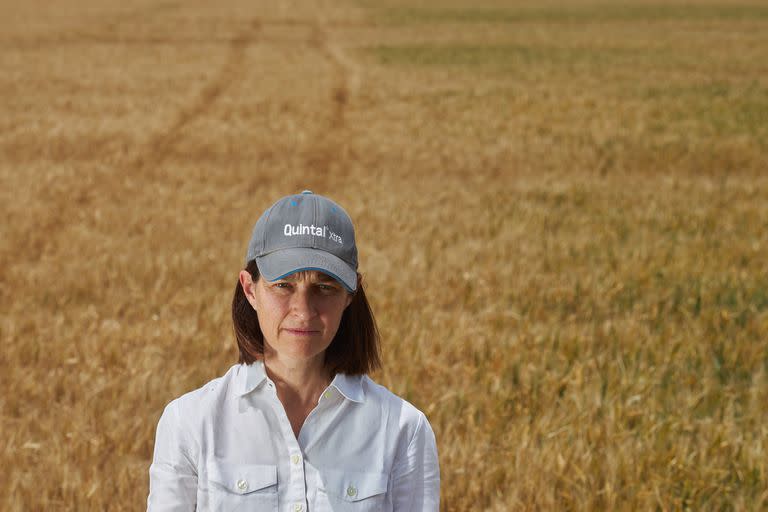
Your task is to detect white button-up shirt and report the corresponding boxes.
[147,362,440,511]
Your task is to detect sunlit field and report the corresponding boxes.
[1,0,767,510]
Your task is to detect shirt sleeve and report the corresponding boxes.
[390,412,440,511]
[147,399,198,512]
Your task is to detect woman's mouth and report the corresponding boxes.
[284,328,320,336]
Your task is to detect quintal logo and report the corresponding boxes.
[283,223,343,245]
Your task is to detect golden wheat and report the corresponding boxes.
[1,0,766,510]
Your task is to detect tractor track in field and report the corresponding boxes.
[300,16,361,177]
[309,22,358,130]
[118,12,361,180]
[6,2,360,269]
[122,12,359,180]
[130,19,261,172]
[5,6,262,268]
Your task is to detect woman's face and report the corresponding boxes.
[240,270,353,366]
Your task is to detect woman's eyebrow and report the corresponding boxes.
[280,272,336,283]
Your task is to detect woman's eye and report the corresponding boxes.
[275,282,292,289]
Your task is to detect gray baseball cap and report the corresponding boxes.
[245,190,358,291]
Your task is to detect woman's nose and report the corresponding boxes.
[289,288,317,319]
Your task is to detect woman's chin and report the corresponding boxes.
[267,344,328,365]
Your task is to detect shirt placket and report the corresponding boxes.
[265,380,309,512]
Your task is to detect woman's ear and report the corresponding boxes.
[239,270,259,310]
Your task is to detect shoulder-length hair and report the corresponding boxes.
[232,260,382,376]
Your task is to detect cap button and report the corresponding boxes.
[301,190,313,194]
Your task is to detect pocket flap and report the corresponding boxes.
[318,469,388,502]
[208,461,277,495]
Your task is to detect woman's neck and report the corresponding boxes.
[263,353,331,414]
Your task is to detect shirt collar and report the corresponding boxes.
[239,360,268,396]
[238,361,365,403]
[329,373,365,403]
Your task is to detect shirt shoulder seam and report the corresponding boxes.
[169,397,199,470]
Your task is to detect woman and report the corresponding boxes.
[147,191,440,511]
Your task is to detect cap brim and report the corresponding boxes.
[256,248,357,292]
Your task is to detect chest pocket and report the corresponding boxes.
[316,469,389,512]
[207,461,278,511]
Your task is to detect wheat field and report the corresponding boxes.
[1,0,767,510]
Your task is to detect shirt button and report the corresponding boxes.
[323,390,333,399]
[236,479,248,491]
[291,454,301,465]
[347,485,357,497]
[293,504,303,512]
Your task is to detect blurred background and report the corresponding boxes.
[1,0,766,509]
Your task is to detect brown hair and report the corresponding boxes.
[232,260,382,375]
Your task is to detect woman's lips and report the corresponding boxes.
[284,328,320,336]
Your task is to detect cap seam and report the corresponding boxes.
[312,195,318,250]
[259,205,277,256]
